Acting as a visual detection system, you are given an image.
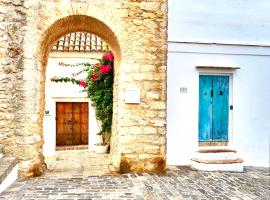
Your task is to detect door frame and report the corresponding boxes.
[198,72,234,147]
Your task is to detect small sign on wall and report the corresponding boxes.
[180,87,188,93]
[44,110,50,116]
[125,88,140,104]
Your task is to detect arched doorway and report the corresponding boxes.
[18,15,122,177]
[44,32,108,153]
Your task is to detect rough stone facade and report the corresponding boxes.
[0,0,168,177]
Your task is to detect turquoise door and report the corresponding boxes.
[199,75,229,142]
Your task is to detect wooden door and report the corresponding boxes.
[199,75,213,142]
[56,102,88,146]
[199,75,229,142]
[212,76,229,141]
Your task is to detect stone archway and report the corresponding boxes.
[35,15,122,177]
[2,1,168,178]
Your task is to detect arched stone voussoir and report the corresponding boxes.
[37,14,122,67]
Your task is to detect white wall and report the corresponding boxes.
[167,43,270,167]
[169,0,270,45]
[43,52,102,155]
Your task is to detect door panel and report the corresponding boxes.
[212,76,229,141]
[56,103,73,146]
[80,103,89,144]
[199,75,229,142]
[199,75,213,142]
[72,103,81,145]
[56,102,88,146]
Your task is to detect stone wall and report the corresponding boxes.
[118,1,167,173]
[0,0,168,177]
[0,0,26,157]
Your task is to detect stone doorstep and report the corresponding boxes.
[0,157,17,184]
[197,149,237,153]
[191,146,244,172]
[55,145,88,151]
[191,158,244,164]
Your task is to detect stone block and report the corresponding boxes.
[120,156,166,174]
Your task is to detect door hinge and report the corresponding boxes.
[230,105,233,110]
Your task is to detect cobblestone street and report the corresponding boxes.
[0,166,269,200]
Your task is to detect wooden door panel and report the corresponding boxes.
[199,75,213,142]
[56,102,73,146]
[81,124,88,144]
[72,103,81,145]
[81,102,88,144]
[63,103,73,145]
[212,76,229,141]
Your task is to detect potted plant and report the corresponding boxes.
[94,131,109,154]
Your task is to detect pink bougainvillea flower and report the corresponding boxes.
[79,80,88,87]
[102,54,108,61]
[99,65,111,75]
[58,62,64,66]
[108,51,114,62]
[94,63,99,67]
[91,74,99,82]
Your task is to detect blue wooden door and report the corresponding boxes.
[199,75,213,141]
[199,75,229,142]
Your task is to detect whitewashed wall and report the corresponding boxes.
[43,52,103,155]
[167,0,270,167]
[169,0,270,45]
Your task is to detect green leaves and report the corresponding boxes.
[51,77,81,85]
[86,65,113,134]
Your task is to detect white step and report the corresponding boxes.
[191,159,244,172]
[191,147,244,172]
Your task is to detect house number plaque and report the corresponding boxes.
[125,88,140,104]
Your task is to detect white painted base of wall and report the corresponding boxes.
[190,161,243,172]
[0,164,18,194]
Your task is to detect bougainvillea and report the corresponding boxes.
[86,51,114,139]
[50,50,114,144]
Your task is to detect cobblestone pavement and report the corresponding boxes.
[0,166,269,200]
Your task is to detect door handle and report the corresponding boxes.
[220,90,223,96]
[211,89,213,97]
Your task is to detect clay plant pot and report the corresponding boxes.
[94,144,109,154]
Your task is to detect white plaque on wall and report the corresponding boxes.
[125,88,140,104]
